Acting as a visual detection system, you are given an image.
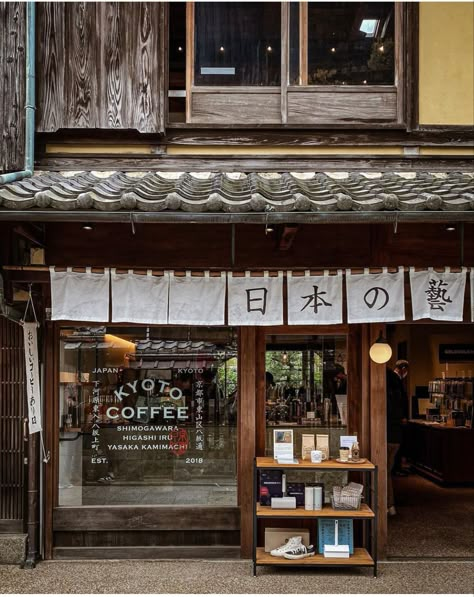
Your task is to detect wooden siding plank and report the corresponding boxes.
[36,3,65,132]
[65,2,99,129]
[191,92,281,124]
[53,506,240,531]
[288,90,398,125]
[1,2,26,171]
[129,3,159,133]
[100,2,125,128]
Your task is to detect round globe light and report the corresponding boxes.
[369,339,392,364]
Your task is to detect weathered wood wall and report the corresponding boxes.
[0,3,26,173]
[36,2,165,133]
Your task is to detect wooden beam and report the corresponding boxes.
[185,2,194,124]
[299,2,308,85]
[255,328,266,457]
[239,327,256,558]
[369,323,388,560]
[280,2,289,124]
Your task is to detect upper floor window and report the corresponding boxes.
[290,2,395,85]
[194,2,281,86]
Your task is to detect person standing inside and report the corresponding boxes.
[386,359,409,516]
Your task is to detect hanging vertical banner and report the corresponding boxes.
[111,269,169,324]
[23,322,42,434]
[410,267,467,321]
[346,267,405,323]
[168,271,226,325]
[227,271,283,325]
[50,267,110,322]
[287,270,343,325]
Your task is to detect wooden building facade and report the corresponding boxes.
[0,1,473,565]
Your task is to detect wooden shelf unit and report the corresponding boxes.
[253,457,378,577]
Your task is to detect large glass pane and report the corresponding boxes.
[265,335,348,458]
[291,2,395,85]
[194,2,281,86]
[58,326,238,506]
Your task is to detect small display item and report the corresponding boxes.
[318,518,354,555]
[304,486,314,510]
[273,429,294,461]
[339,447,350,462]
[271,496,297,509]
[310,449,323,463]
[287,482,305,506]
[316,434,329,460]
[259,469,283,506]
[301,434,315,460]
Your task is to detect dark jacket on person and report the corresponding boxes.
[386,368,408,444]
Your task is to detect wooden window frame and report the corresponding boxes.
[177,1,412,129]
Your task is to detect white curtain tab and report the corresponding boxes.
[346,266,405,323]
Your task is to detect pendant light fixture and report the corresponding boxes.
[369,331,392,364]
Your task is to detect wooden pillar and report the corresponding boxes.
[347,325,362,436]
[369,323,388,559]
[255,329,266,457]
[238,327,257,558]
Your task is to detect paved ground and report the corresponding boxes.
[1,560,473,594]
[388,472,474,558]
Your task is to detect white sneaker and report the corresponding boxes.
[270,536,302,557]
[283,544,316,560]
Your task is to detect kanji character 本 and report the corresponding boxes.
[364,287,389,310]
[425,279,453,311]
[246,287,268,314]
[301,285,332,314]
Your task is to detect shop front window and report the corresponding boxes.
[58,326,238,506]
[265,335,348,459]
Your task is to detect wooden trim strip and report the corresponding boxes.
[185,2,194,123]
[281,2,289,124]
[299,2,308,86]
[53,546,241,559]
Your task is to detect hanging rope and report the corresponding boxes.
[20,284,50,464]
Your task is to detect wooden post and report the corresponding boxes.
[369,323,388,560]
[239,327,257,558]
[255,329,266,457]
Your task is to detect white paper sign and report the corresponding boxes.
[471,269,474,322]
[50,267,110,322]
[111,269,169,324]
[410,267,466,321]
[227,271,283,325]
[23,322,42,434]
[168,271,226,325]
[287,271,343,325]
[273,429,294,461]
[346,267,405,323]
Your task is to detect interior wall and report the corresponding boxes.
[389,324,474,404]
[419,2,474,125]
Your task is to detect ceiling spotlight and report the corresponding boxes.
[378,45,385,53]
[82,223,93,231]
[445,224,456,232]
[219,46,225,52]
[330,47,336,53]
[266,46,273,52]
[178,46,183,52]
[265,224,274,235]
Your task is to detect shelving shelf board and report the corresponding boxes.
[255,547,374,566]
[256,503,374,518]
[256,457,375,471]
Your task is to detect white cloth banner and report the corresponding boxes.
[287,270,343,325]
[168,271,226,325]
[471,269,474,322]
[50,267,110,322]
[346,267,405,323]
[227,271,283,325]
[23,322,42,434]
[111,269,169,324]
[410,267,466,321]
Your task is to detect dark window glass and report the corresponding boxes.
[194,2,281,86]
[168,2,186,122]
[300,2,395,85]
[58,326,238,506]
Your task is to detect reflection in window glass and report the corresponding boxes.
[265,335,348,458]
[58,326,238,506]
[298,2,395,85]
[194,2,281,86]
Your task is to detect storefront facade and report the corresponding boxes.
[1,1,473,567]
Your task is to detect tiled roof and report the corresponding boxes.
[0,171,473,213]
